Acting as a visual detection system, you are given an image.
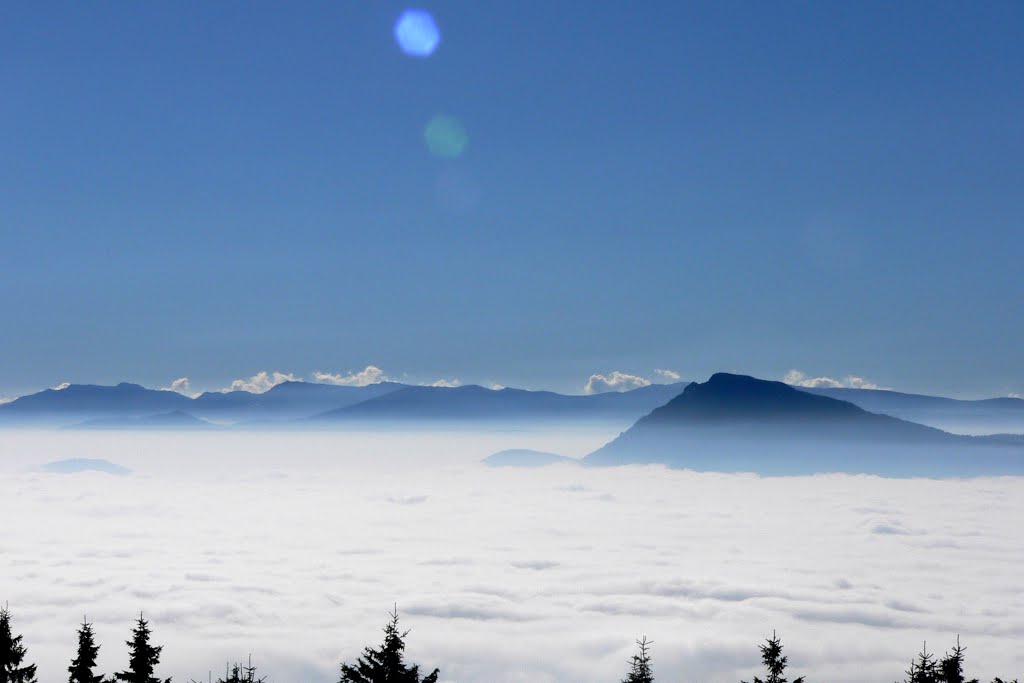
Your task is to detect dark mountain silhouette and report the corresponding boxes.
[0,383,192,425]
[586,373,1024,476]
[800,386,1024,435]
[71,410,214,430]
[311,382,689,425]
[483,449,577,467]
[0,381,410,427]
[190,381,407,421]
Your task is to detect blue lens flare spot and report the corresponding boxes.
[394,9,441,58]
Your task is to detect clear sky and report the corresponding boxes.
[1,1,1021,398]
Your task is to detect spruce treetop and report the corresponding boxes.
[0,605,38,683]
[338,607,439,683]
[622,637,654,683]
[68,618,104,683]
[114,615,169,683]
[742,631,804,683]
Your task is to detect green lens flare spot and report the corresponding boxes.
[424,115,468,158]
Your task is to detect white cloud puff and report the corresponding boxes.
[313,365,388,387]
[584,371,652,394]
[783,369,885,390]
[163,377,198,398]
[225,371,300,394]
[654,369,682,381]
[428,378,462,388]
[52,382,71,391]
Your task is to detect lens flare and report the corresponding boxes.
[393,9,441,58]
[424,115,468,158]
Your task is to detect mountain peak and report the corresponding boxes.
[652,372,866,423]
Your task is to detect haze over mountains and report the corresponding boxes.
[803,386,1024,435]
[3,372,1023,475]
[585,374,1024,476]
[2,375,1023,437]
[0,379,689,429]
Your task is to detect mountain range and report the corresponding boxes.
[584,373,1024,476]
[0,380,689,429]
[5,373,1023,475]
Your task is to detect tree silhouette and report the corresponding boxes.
[742,631,804,683]
[338,607,439,683]
[0,605,37,683]
[114,615,169,683]
[214,657,265,683]
[937,637,979,683]
[902,642,940,683]
[69,618,104,683]
[621,637,654,683]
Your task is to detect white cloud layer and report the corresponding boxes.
[312,366,389,387]
[428,378,462,388]
[0,431,1022,683]
[225,371,300,394]
[0,431,1023,683]
[52,382,71,391]
[654,369,681,381]
[585,371,652,394]
[783,369,885,390]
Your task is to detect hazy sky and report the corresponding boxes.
[1,2,1022,397]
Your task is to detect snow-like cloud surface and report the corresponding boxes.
[585,371,652,394]
[225,371,300,394]
[313,366,388,387]
[1,431,1022,683]
[783,369,885,390]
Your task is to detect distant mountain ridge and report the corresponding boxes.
[586,373,1024,476]
[799,386,1024,435]
[0,382,192,419]
[71,410,215,430]
[0,379,690,428]
[311,382,689,423]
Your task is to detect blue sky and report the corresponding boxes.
[1,1,1022,398]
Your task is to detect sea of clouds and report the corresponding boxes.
[1,430,1022,682]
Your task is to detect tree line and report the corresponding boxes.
[0,605,1018,683]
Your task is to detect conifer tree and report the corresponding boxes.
[937,637,979,683]
[742,631,804,683]
[69,618,104,683]
[338,607,439,683]
[214,657,264,683]
[904,642,939,683]
[0,606,37,683]
[114,615,169,683]
[621,637,654,683]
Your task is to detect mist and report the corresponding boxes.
[2,430,1022,682]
